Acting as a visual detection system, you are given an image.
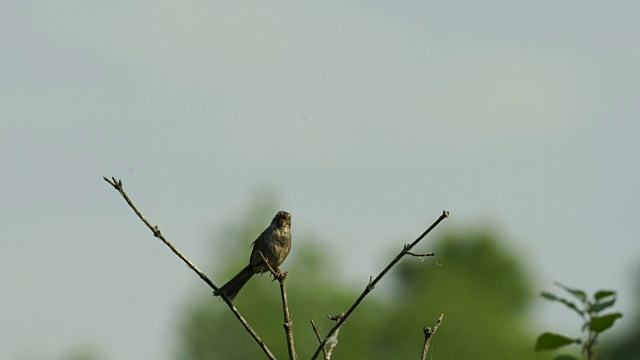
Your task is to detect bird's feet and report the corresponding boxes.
[273,267,287,281]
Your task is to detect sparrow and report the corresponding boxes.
[215,211,292,301]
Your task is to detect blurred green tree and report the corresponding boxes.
[388,229,546,359]
[602,265,640,360]
[57,345,103,360]
[176,201,548,359]
[605,317,639,359]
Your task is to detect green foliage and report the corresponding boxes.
[177,204,546,359]
[535,333,580,350]
[590,314,623,333]
[388,229,541,359]
[600,265,640,359]
[535,283,623,359]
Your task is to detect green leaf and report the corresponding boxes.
[540,292,584,316]
[554,282,587,302]
[594,290,616,300]
[535,332,580,351]
[590,313,623,333]
[591,297,616,314]
[541,291,559,301]
[553,355,580,360]
[559,299,584,316]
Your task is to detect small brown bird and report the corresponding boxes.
[215,211,292,301]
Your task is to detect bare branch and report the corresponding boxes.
[310,210,449,360]
[103,176,277,360]
[259,252,296,360]
[280,280,296,360]
[421,313,444,360]
[103,177,214,288]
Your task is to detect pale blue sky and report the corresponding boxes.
[1,2,638,359]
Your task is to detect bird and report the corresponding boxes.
[215,211,292,301]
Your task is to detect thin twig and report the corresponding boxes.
[310,320,328,359]
[406,251,436,258]
[259,251,296,360]
[103,176,277,360]
[421,313,444,360]
[310,210,449,360]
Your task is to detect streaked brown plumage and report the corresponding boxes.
[215,211,292,301]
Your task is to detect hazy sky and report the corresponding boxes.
[2,2,638,359]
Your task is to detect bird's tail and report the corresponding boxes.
[215,265,254,302]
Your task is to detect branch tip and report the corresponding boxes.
[103,176,122,189]
[421,313,444,360]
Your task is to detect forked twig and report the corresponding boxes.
[324,313,344,359]
[421,313,444,360]
[310,211,449,360]
[310,320,327,359]
[103,176,276,360]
